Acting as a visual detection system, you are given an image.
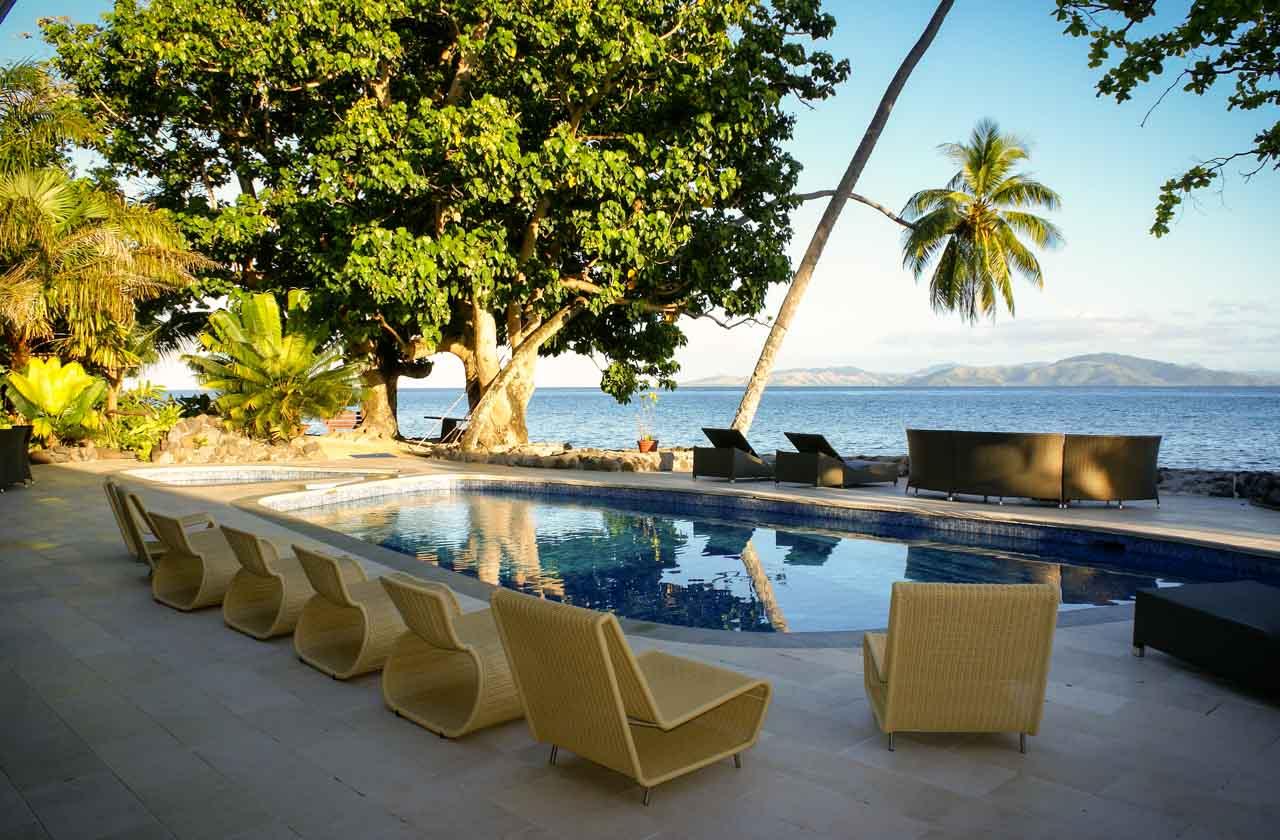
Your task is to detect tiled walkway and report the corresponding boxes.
[1,462,1277,839]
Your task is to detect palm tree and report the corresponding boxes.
[185,291,361,442]
[0,168,210,404]
[901,119,1063,322]
[0,60,93,175]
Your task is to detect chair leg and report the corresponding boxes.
[888,733,895,751]
[733,754,742,769]
[1019,733,1027,754]
[1133,644,1145,658]
[548,745,558,765]
[642,787,652,806]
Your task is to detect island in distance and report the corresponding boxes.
[683,354,1280,388]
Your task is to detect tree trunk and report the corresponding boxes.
[359,366,400,438]
[460,350,536,450]
[105,375,122,417]
[732,0,955,433]
[7,335,31,372]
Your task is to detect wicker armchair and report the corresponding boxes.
[380,574,523,738]
[147,510,238,611]
[104,480,163,567]
[863,582,1058,752]
[490,589,772,805]
[293,545,405,679]
[221,526,312,640]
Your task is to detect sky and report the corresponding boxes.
[3,1,1277,390]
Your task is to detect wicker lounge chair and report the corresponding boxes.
[293,545,406,679]
[490,588,772,805]
[380,574,523,737]
[104,480,164,567]
[863,582,1058,752]
[221,526,313,640]
[147,510,240,611]
[692,427,774,482]
[776,432,899,487]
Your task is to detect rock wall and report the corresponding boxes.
[151,415,322,464]
[417,441,694,473]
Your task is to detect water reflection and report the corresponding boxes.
[297,491,1199,632]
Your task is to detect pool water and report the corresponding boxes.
[290,488,1218,633]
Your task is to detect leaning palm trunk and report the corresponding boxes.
[732,0,954,433]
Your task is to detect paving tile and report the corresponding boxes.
[23,771,161,840]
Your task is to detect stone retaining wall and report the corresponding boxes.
[151,415,322,464]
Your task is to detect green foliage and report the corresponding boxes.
[635,389,659,441]
[0,62,211,376]
[185,290,360,442]
[4,356,106,443]
[44,0,848,410]
[900,119,1063,323]
[174,392,215,418]
[1054,1,1279,236]
[95,382,182,460]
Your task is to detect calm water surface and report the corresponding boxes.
[295,489,1208,633]
[390,386,1280,471]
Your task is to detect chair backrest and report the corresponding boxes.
[702,427,757,457]
[785,432,842,459]
[490,589,647,779]
[294,544,358,606]
[103,481,137,555]
[883,582,1058,733]
[221,526,282,577]
[380,573,465,651]
[147,510,198,557]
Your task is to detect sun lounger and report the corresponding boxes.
[380,574,523,737]
[221,526,313,640]
[490,588,772,805]
[147,510,239,611]
[293,545,406,679]
[863,582,1058,752]
[776,433,899,487]
[692,427,774,482]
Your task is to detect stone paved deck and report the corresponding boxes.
[1,459,1278,839]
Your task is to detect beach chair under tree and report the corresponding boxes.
[692,427,774,482]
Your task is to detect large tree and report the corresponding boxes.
[1054,0,1280,236]
[46,1,847,447]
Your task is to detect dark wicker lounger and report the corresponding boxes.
[776,433,899,488]
[692,427,774,482]
[1134,581,1280,695]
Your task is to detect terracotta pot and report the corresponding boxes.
[637,438,659,453]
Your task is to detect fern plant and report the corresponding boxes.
[184,291,359,442]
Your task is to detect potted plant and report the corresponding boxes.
[636,390,659,452]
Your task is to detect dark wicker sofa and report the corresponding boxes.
[692,427,774,483]
[906,428,1161,507]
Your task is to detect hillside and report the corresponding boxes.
[683,353,1280,387]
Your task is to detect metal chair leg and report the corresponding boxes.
[733,754,742,769]
[548,745,558,765]
[642,787,652,806]
[888,733,895,751]
[1133,644,1144,658]
[1019,733,1027,754]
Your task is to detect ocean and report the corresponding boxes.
[384,386,1280,472]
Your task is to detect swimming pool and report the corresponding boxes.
[125,466,396,486]
[283,481,1269,633]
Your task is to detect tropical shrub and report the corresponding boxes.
[174,392,215,418]
[4,356,105,443]
[95,382,182,460]
[185,291,359,443]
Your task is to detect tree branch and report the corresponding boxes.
[792,189,917,229]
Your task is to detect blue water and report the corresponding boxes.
[295,488,1214,632]
[390,386,1280,471]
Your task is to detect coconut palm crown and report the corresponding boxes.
[901,119,1063,322]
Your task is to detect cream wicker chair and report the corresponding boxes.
[379,574,523,738]
[490,589,772,805]
[293,545,405,679]
[104,480,163,567]
[221,526,313,640]
[863,582,1058,753]
[147,510,239,611]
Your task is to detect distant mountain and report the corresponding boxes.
[683,353,1280,387]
